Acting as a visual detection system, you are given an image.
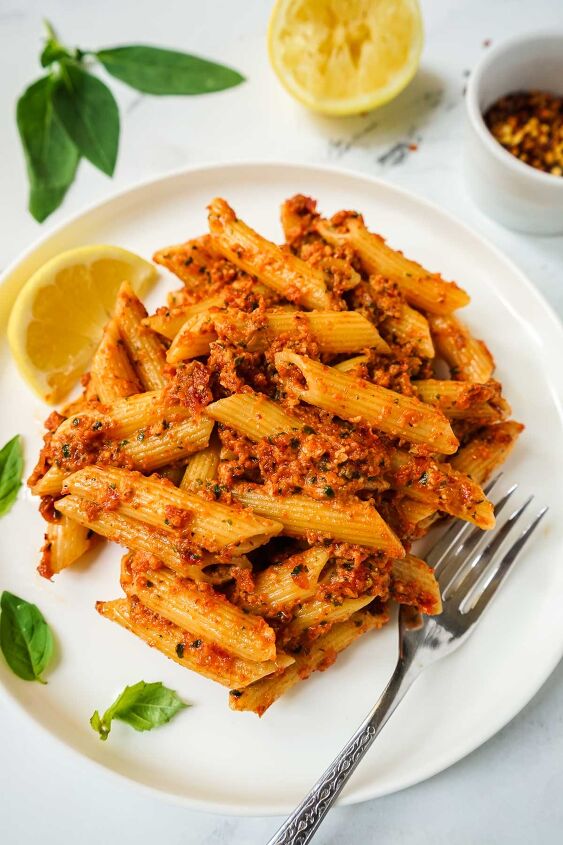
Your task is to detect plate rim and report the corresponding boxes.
[1,159,562,816]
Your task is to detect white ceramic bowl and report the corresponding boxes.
[464,31,563,235]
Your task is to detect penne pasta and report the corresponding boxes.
[63,465,283,554]
[54,495,211,576]
[180,435,220,491]
[412,379,510,420]
[383,303,435,358]
[233,483,405,556]
[238,546,331,615]
[283,594,375,639]
[153,234,223,287]
[387,448,495,529]
[144,295,226,340]
[124,563,277,662]
[428,314,495,383]
[167,309,390,364]
[333,355,369,373]
[38,515,96,579]
[450,420,524,483]
[89,316,142,402]
[114,281,168,390]
[276,351,459,454]
[208,198,331,310]
[390,554,442,615]
[229,609,388,715]
[97,597,293,688]
[206,392,303,441]
[318,216,470,314]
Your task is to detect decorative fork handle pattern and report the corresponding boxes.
[267,656,420,845]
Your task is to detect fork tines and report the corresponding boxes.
[426,477,548,623]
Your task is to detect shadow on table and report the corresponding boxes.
[301,68,446,164]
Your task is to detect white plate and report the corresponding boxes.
[1,163,562,816]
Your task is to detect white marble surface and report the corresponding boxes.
[1,1,562,842]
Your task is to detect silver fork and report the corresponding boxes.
[267,479,548,845]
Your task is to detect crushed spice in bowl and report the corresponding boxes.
[483,90,563,177]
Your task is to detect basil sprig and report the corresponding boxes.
[0,435,24,517]
[17,21,245,222]
[90,681,188,741]
[0,592,54,683]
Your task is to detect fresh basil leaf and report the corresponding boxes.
[0,592,54,683]
[53,62,119,177]
[90,681,188,741]
[0,435,24,517]
[95,46,244,95]
[16,77,80,222]
[40,39,71,68]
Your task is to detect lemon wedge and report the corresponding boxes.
[7,245,157,404]
[268,0,423,116]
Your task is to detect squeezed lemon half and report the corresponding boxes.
[268,0,424,116]
[7,245,157,404]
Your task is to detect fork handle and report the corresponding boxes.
[266,655,420,845]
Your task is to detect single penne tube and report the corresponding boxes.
[89,316,142,402]
[37,515,95,579]
[167,312,218,363]
[64,465,283,553]
[449,420,524,484]
[30,416,212,495]
[275,351,458,454]
[411,379,510,420]
[114,280,168,390]
[383,303,435,358]
[153,234,223,287]
[208,197,331,310]
[168,309,390,364]
[54,494,211,575]
[318,217,470,314]
[233,483,405,556]
[237,546,331,615]
[428,314,495,383]
[284,594,375,639]
[30,465,69,496]
[206,392,303,441]
[125,564,277,662]
[333,355,369,373]
[229,609,388,715]
[144,295,226,340]
[97,597,293,689]
[390,554,442,615]
[119,417,214,471]
[180,435,220,491]
[387,448,494,529]
[394,497,438,527]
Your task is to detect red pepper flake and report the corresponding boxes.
[483,90,563,177]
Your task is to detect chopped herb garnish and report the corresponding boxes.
[119,439,129,447]
[190,639,202,649]
[418,471,429,485]
[290,437,300,449]
[291,564,304,577]
[302,425,316,435]
[137,430,145,441]
[92,420,103,431]
[229,689,242,698]
[323,486,335,498]
[72,417,80,426]
[175,642,185,658]
[61,443,70,458]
